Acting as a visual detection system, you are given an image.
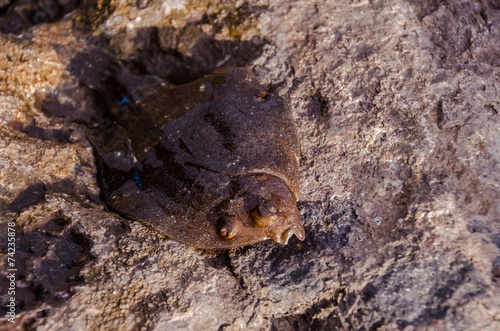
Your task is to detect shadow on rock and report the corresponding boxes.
[0,211,92,317]
[0,0,83,34]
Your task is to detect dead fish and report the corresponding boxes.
[97,68,305,249]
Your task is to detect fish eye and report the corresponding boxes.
[217,214,242,240]
[251,201,278,226]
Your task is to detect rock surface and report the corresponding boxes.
[1,0,500,330]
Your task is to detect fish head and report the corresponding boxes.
[202,173,305,249]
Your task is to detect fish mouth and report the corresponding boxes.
[273,224,306,245]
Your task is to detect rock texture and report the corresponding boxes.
[1,0,500,330]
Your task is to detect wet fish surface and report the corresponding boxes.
[97,69,305,249]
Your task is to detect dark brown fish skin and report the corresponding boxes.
[97,69,304,249]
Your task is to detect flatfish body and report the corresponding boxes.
[97,69,305,249]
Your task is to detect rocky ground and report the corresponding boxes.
[1,0,500,330]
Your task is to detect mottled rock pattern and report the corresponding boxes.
[1,0,499,330]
